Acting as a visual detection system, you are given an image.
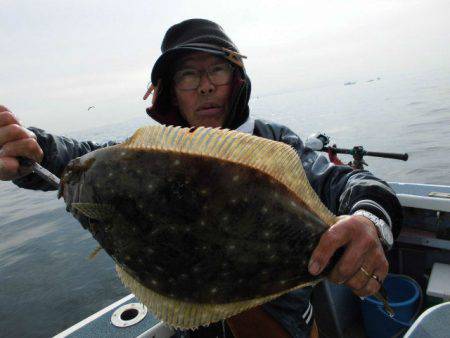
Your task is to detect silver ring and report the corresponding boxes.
[360,267,382,284]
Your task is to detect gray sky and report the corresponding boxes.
[1,0,449,132]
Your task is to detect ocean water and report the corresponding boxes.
[1,69,449,337]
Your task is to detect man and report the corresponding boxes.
[0,19,401,338]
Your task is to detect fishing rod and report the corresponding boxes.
[305,133,408,170]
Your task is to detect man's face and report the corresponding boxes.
[173,52,233,128]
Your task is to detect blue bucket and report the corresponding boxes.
[361,274,422,338]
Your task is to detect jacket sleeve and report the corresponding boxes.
[254,120,402,239]
[12,127,117,191]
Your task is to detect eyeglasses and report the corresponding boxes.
[173,63,234,91]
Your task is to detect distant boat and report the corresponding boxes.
[344,81,357,86]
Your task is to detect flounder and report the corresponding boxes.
[60,125,339,329]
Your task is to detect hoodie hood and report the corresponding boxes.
[145,18,251,130]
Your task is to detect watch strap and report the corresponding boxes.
[353,209,393,249]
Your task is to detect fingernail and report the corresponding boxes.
[308,260,321,275]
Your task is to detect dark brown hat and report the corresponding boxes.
[151,18,246,85]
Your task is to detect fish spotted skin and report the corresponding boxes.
[62,146,332,304]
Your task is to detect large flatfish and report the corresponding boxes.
[59,125,338,329]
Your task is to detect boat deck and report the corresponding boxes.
[54,294,163,338]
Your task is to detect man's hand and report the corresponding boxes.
[308,215,388,296]
[0,105,43,181]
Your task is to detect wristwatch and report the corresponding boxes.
[354,210,394,249]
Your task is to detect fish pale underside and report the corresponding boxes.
[60,125,338,330]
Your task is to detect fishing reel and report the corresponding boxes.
[305,133,331,151]
[305,133,408,170]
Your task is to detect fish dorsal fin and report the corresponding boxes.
[116,264,318,330]
[87,245,103,260]
[72,203,114,221]
[123,125,336,225]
